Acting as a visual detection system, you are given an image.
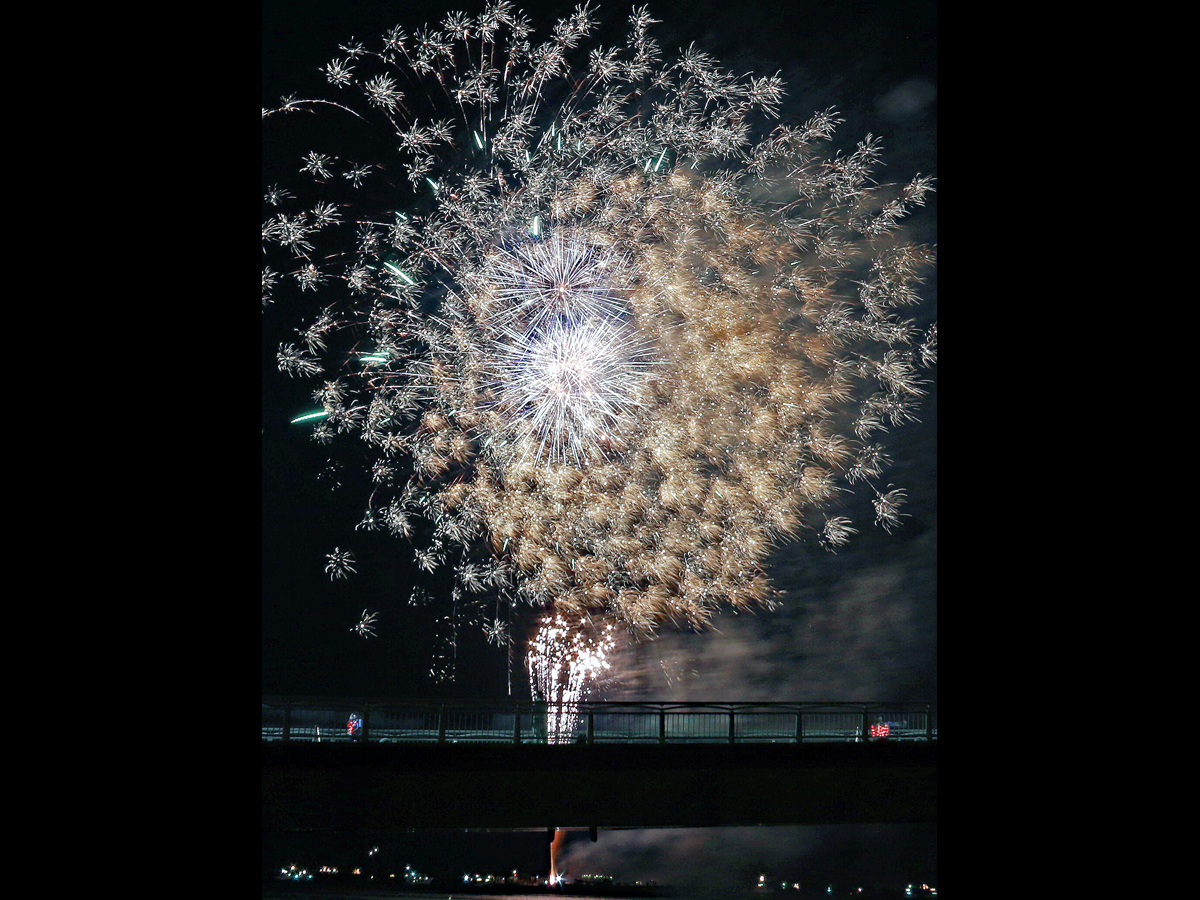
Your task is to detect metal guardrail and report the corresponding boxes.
[262,698,936,744]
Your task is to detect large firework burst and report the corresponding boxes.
[263,3,936,681]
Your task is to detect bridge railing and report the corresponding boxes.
[262,699,936,744]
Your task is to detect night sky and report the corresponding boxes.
[263,0,936,892]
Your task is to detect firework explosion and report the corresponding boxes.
[351,608,380,639]
[263,3,936,684]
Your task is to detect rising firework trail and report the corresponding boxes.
[263,3,937,687]
[549,827,567,886]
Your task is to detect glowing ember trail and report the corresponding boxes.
[549,828,566,886]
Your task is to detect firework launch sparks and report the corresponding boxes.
[528,614,616,743]
[264,3,936,682]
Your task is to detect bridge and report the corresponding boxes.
[262,698,936,831]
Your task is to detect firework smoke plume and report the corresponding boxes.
[263,2,936,682]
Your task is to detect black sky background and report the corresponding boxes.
[263,0,936,892]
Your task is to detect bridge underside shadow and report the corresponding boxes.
[262,741,936,831]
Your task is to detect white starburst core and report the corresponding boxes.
[482,231,653,466]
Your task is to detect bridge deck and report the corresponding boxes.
[262,700,937,831]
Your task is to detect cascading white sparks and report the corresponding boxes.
[528,614,616,743]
